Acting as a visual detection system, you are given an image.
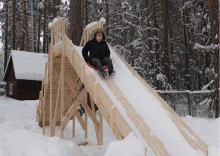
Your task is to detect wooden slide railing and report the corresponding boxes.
[36,17,208,156]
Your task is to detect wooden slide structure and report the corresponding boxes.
[36,18,208,156]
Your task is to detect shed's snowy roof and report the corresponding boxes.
[7,50,48,81]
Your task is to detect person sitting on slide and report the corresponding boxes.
[82,28,115,79]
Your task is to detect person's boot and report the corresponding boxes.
[102,71,108,79]
[109,71,115,77]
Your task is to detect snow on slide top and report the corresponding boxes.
[10,50,48,81]
[73,45,204,156]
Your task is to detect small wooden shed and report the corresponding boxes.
[4,50,48,100]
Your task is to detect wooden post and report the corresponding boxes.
[81,63,85,83]
[99,113,103,145]
[52,78,61,136]
[49,40,54,137]
[188,92,192,116]
[60,38,66,139]
[94,81,98,104]
[84,112,88,139]
[84,91,88,139]
[72,115,75,137]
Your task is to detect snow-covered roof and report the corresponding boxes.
[5,50,48,81]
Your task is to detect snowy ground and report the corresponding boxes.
[0,96,219,156]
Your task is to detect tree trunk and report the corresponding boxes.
[145,0,152,51]
[85,0,88,25]
[182,0,191,91]
[21,0,29,51]
[71,0,82,45]
[24,0,30,51]
[4,0,8,71]
[152,0,159,66]
[105,0,109,36]
[30,0,34,52]
[53,0,56,18]
[208,0,219,118]
[43,2,47,53]
[81,0,84,31]
[161,0,170,83]
[152,0,160,88]
[53,0,61,18]
[37,13,41,53]
[33,0,37,52]
[12,0,16,50]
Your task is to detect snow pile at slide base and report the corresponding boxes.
[0,97,219,156]
[104,133,145,156]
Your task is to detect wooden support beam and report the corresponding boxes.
[76,111,85,130]
[60,35,66,138]
[80,99,100,130]
[99,113,103,145]
[51,78,61,136]
[72,115,75,137]
[84,112,88,139]
[49,43,54,137]
[61,88,87,129]
[43,79,48,135]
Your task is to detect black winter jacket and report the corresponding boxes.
[82,39,111,63]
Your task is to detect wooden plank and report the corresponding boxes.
[111,106,116,133]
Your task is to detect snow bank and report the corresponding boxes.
[10,50,48,81]
[182,116,219,156]
[0,97,84,156]
[0,95,219,156]
[0,130,83,156]
[104,133,145,156]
